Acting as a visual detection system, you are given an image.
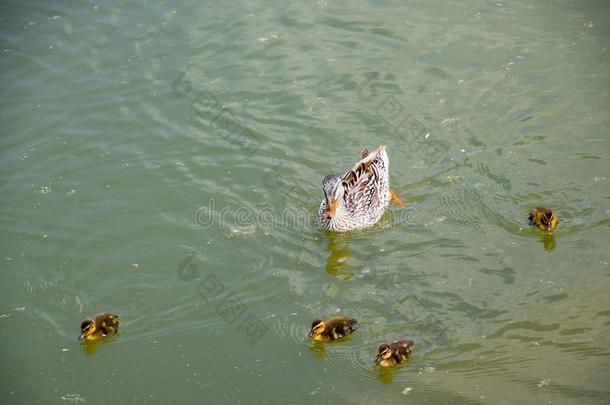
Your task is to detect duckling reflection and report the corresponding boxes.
[540,232,556,251]
[308,316,358,342]
[529,207,558,232]
[80,339,105,355]
[79,312,119,342]
[377,366,395,383]
[308,341,328,358]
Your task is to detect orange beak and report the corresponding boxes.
[324,198,337,219]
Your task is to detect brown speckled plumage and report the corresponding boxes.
[319,145,390,232]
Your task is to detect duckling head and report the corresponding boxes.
[308,319,326,338]
[79,319,97,341]
[541,209,558,231]
[321,175,345,220]
[530,208,558,231]
[375,344,394,366]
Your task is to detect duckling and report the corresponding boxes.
[79,312,119,341]
[529,207,558,232]
[375,339,414,367]
[308,316,358,341]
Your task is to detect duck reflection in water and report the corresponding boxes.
[79,334,118,355]
[308,341,327,358]
[540,232,556,251]
[377,366,395,383]
[324,234,354,280]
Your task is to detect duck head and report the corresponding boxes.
[308,319,325,338]
[79,319,97,341]
[530,208,558,232]
[540,209,558,231]
[375,343,393,366]
[322,175,345,220]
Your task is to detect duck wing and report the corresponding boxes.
[341,146,385,211]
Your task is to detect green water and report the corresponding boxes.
[1,0,610,403]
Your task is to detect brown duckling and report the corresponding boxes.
[308,316,358,341]
[375,339,414,367]
[79,312,119,341]
[529,207,558,232]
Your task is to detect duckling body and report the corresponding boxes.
[308,316,358,341]
[79,312,119,341]
[375,339,414,367]
[529,207,558,232]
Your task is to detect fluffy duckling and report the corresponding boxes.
[529,207,558,232]
[308,316,358,341]
[79,312,119,341]
[375,339,414,367]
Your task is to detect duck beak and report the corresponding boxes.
[324,198,337,219]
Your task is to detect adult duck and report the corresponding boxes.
[319,145,400,232]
